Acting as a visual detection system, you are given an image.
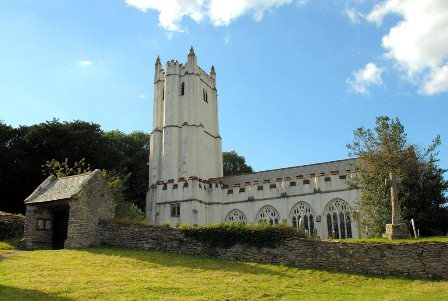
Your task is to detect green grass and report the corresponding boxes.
[336,236,448,244]
[0,238,21,255]
[0,248,447,301]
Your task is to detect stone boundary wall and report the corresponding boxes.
[0,212,25,239]
[98,220,448,279]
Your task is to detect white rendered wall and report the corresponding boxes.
[148,48,223,189]
[149,172,362,238]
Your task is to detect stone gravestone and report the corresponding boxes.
[384,172,410,240]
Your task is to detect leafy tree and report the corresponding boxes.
[223,151,254,176]
[102,130,149,210]
[42,158,91,178]
[0,122,22,213]
[101,170,146,223]
[0,119,149,214]
[347,116,448,237]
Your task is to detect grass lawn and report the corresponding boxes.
[0,248,447,301]
[0,238,20,256]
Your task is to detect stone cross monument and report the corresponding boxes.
[384,172,410,240]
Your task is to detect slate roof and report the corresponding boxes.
[217,158,357,186]
[24,170,98,204]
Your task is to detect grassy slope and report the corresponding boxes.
[0,238,20,256]
[0,248,447,301]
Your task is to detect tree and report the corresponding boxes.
[0,119,149,214]
[347,116,448,237]
[102,130,149,210]
[42,158,91,178]
[223,151,254,176]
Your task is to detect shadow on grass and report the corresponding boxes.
[0,285,73,301]
[87,248,292,277]
[86,247,445,282]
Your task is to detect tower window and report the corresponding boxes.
[170,203,180,217]
[203,89,208,103]
[162,88,164,100]
[181,82,185,95]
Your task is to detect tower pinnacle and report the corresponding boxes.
[189,46,195,55]
[155,55,161,65]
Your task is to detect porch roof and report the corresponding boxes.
[24,171,98,204]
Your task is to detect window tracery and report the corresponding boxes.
[325,199,352,239]
[290,202,315,236]
[256,205,280,225]
[225,209,247,223]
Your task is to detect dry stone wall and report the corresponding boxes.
[0,212,25,239]
[99,220,448,279]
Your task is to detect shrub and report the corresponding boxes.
[179,222,306,248]
[114,201,146,223]
[0,211,25,240]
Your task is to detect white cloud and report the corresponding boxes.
[421,65,448,95]
[125,0,296,31]
[367,0,448,95]
[347,62,383,94]
[77,60,93,67]
[224,33,230,44]
[345,7,363,25]
[138,94,147,99]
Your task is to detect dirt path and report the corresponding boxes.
[0,251,25,261]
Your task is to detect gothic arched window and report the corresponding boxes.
[290,202,315,236]
[225,209,247,223]
[181,82,185,95]
[256,206,280,225]
[324,199,353,239]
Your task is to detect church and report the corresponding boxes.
[146,48,362,239]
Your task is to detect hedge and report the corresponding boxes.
[179,222,307,247]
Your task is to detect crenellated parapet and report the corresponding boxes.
[165,59,182,76]
[197,66,216,90]
[150,163,357,206]
[212,169,355,204]
[154,50,216,89]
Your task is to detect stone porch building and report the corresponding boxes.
[23,169,115,250]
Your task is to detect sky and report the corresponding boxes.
[1,0,447,172]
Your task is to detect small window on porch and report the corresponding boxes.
[37,218,52,230]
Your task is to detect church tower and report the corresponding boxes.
[148,47,223,188]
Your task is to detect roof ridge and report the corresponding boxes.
[57,171,93,179]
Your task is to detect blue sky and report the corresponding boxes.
[1,0,447,172]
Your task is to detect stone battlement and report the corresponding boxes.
[158,62,215,88]
[152,170,353,205]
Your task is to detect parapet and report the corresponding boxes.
[149,168,357,205]
[165,60,182,75]
[155,48,216,88]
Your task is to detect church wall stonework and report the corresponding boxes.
[99,220,448,279]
